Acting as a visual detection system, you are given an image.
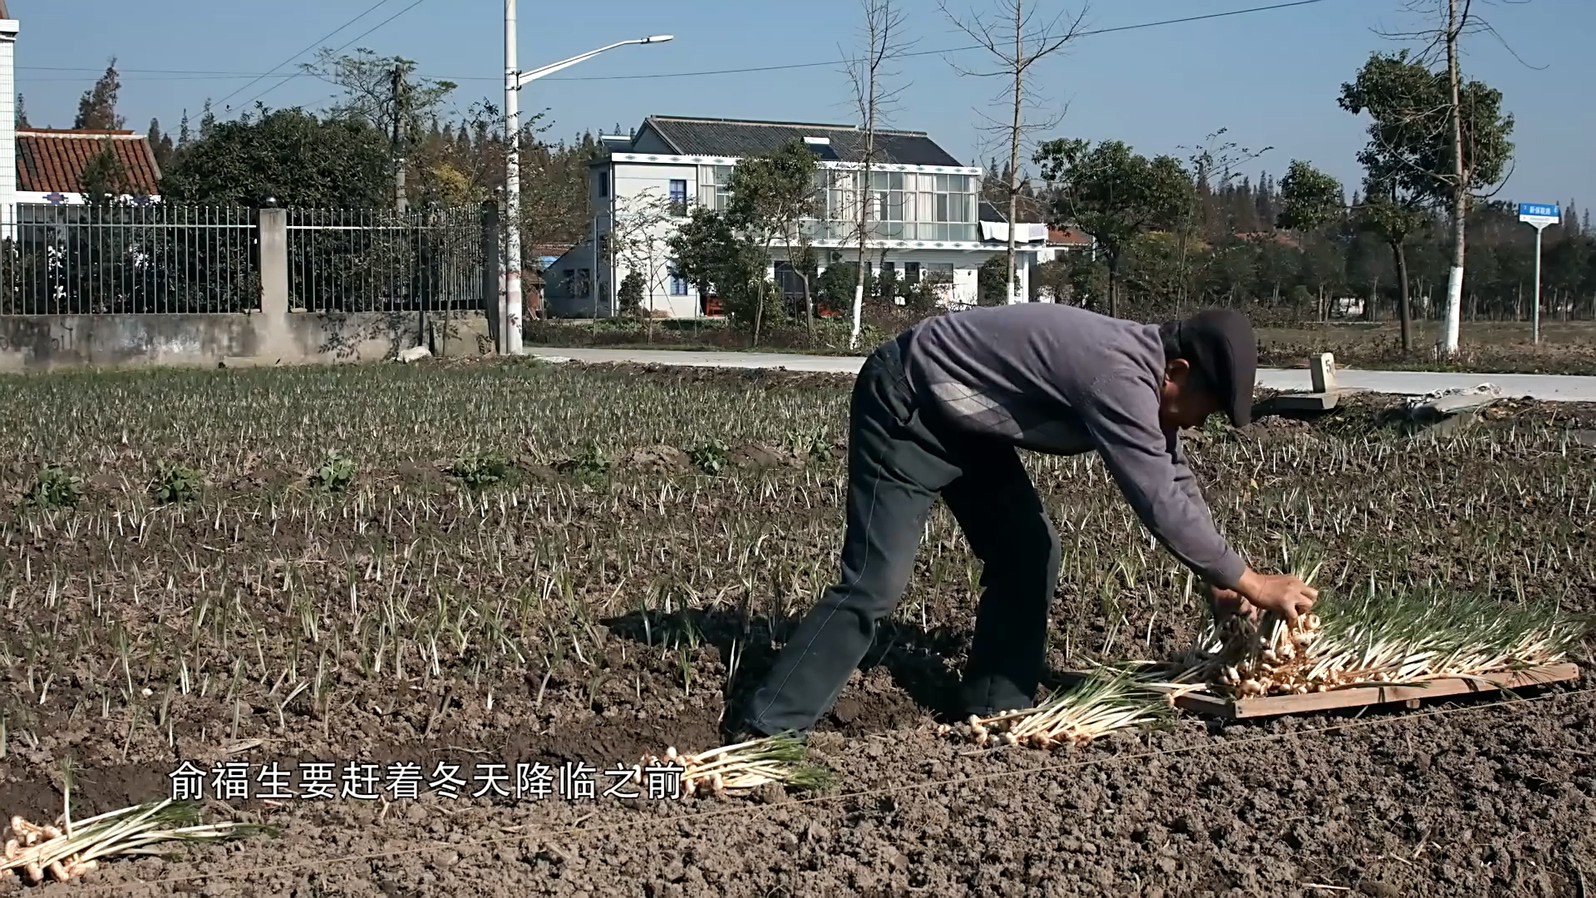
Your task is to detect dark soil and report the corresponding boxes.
[0,360,1591,897]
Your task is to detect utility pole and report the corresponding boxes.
[503,0,525,355]
[390,65,408,214]
[501,26,675,353]
[1440,0,1466,356]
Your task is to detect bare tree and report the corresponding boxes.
[841,0,913,348]
[1374,0,1527,356]
[941,0,1090,305]
[606,188,678,340]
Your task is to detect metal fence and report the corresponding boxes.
[0,204,259,315]
[0,202,492,317]
[286,206,486,314]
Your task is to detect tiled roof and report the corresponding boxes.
[978,195,1049,224]
[639,116,967,167]
[16,129,162,196]
[1049,227,1093,247]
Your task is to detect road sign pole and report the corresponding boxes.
[1517,203,1561,346]
[1532,225,1543,345]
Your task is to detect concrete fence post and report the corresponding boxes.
[258,208,290,316]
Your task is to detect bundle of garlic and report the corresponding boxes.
[2,798,270,885]
[637,733,831,799]
[1171,609,1330,697]
[940,668,1173,750]
[1166,576,1592,699]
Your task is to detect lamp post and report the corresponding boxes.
[503,5,672,355]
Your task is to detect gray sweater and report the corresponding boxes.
[899,303,1247,590]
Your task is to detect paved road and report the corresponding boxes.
[526,346,1596,403]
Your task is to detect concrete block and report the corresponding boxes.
[1309,352,1336,394]
[1268,392,1339,412]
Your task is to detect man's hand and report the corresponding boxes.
[1234,569,1319,623]
[1206,584,1259,623]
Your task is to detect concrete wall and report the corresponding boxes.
[0,208,494,372]
[0,310,493,371]
[809,248,994,307]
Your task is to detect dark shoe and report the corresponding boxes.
[959,673,1036,719]
[720,717,808,747]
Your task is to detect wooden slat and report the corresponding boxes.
[1054,663,1581,721]
[1175,663,1582,720]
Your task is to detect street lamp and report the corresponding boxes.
[502,5,673,355]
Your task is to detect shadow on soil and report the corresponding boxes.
[601,608,972,737]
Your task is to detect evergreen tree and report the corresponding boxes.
[147,118,176,170]
[74,59,125,130]
[198,99,217,138]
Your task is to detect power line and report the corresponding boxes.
[214,0,399,111]
[20,0,1332,87]
[230,0,428,112]
[544,0,1337,83]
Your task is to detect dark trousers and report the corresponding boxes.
[742,334,1062,736]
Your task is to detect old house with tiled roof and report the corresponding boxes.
[16,129,162,205]
[0,5,161,218]
[543,114,1020,319]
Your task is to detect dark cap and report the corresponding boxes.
[1165,309,1257,427]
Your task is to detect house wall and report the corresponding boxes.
[800,248,998,308]
[602,160,700,319]
[0,17,17,221]
[16,191,163,206]
[540,239,600,318]
[628,126,677,155]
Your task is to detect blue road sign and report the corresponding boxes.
[1518,203,1560,221]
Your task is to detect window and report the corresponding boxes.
[597,172,609,197]
[669,179,688,215]
[904,262,921,284]
[711,165,734,211]
[669,276,688,296]
[863,171,978,241]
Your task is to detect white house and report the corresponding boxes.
[0,2,18,222]
[976,197,1098,302]
[543,115,1030,319]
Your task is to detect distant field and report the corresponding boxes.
[524,315,1596,375]
[1255,320,1596,374]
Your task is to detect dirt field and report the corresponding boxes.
[0,359,1593,897]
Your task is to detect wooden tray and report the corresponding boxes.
[1065,663,1581,721]
[1169,663,1579,720]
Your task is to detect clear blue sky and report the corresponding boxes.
[11,0,1594,211]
